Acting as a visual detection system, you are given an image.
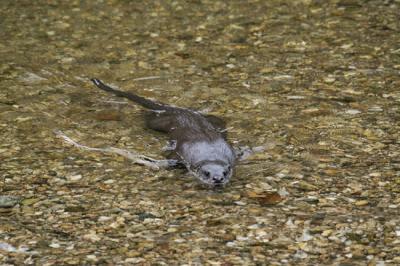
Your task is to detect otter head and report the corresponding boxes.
[193,160,233,187]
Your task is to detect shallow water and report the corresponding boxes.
[1,0,400,265]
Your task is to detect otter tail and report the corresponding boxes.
[91,78,170,111]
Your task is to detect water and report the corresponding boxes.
[1,0,399,265]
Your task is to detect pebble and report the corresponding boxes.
[287,95,305,100]
[0,195,20,208]
[346,109,362,115]
[66,174,82,181]
[354,200,369,206]
[49,243,61,248]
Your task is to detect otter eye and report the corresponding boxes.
[223,170,228,177]
[204,171,210,178]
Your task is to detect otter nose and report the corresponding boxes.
[212,176,224,184]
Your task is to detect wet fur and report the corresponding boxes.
[91,78,236,186]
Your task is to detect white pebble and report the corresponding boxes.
[345,109,361,115]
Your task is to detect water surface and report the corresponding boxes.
[1,0,399,265]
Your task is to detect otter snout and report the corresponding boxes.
[212,175,224,184]
[196,162,232,187]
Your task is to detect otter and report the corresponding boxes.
[91,78,236,187]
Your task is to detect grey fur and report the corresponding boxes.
[91,78,236,187]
